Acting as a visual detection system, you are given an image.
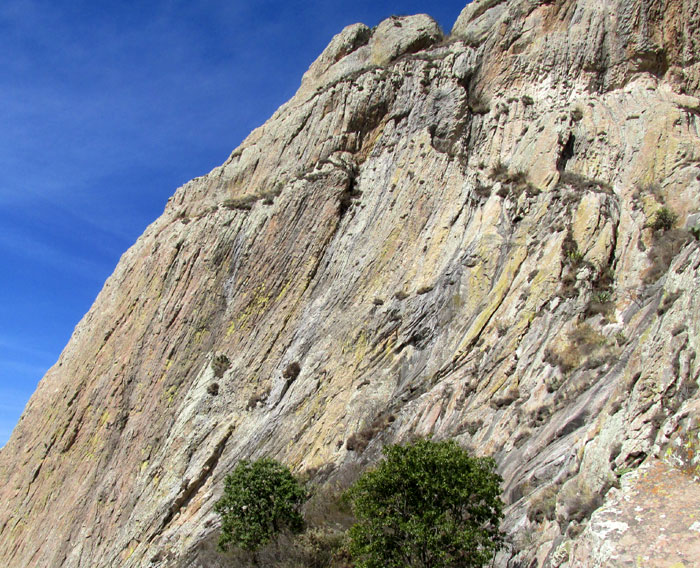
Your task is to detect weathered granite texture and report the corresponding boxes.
[1,1,700,566]
[567,460,700,567]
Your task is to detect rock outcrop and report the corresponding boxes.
[1,1,700,566]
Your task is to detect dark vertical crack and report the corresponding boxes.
[557,133,576,172]
[157,425,234,533]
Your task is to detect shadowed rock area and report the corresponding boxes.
[1,0,700,566]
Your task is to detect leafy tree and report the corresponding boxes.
[345,439,505,567]
[214,458,307,554]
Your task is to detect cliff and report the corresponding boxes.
[1,1,700,566]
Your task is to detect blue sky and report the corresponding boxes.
[0,0,469,447]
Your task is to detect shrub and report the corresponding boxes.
[544,323,609,376]
[473,180,492,198]
[223,195,258,211]
[643,229,691,283]
[246,388,270,411]
[650,207,677,232]
[527,484,559,523]
[585,297,614,318]
[214,458,307,553]
[557,172,612,194]
[283,362,301,380]
[468,93,490,115]
[657,290,682,315]
[585,270,615,317]
[344,439,505,567]
[566,249,584,265]
[489,163,538,199]
[489,161,509,181]
[284,527,352,568]
[211,354,231,378]
[346,413,395,454]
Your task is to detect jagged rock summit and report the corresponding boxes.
[2,0,700,566]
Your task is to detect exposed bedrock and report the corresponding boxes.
[1,1,700,566]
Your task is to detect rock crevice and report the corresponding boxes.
[2,2,700,567]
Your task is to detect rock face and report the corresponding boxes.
[1,1,700,566]
[568,460,700,567]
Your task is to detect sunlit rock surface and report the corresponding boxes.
[1,1,700,566]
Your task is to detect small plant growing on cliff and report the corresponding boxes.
[650,207,677,232]
[282,361,301,381]
[346,413,395,454]
[566,249,584,265]
[344,439,505,567]
[211,354,231,378]
[215,458,307,555]
[468,92,491,115]
[223,196,256,210]
[570,106,584,122]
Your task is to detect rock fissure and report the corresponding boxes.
[157,425,234,535]
[3,3,700,567]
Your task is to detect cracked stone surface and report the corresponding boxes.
[568,460,700,567]
[1,1,700,566]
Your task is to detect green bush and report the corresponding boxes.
[214,458,307,553]
[344,439,505,567]
[650,207,677,231]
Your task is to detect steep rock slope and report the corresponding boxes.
[1,1,700,566]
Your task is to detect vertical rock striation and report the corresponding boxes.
[1,1,700,566]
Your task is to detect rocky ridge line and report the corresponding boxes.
[1,1,700,566]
